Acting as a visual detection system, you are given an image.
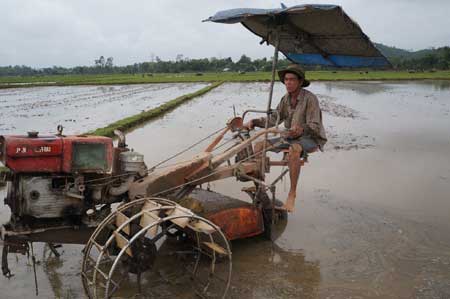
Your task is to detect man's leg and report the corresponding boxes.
[283,143,302,212]
[253,140,265,157]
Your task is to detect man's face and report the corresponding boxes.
[284,72,303,93]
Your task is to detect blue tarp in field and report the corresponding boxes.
[205,4,390,68]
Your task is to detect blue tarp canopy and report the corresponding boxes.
[205,4,390,68]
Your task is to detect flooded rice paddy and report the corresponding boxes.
[1,81,450,298]
[0,83,208,135]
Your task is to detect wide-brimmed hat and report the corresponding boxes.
[278,64,310,87]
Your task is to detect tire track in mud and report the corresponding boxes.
[318,94,361,119]
[317,94,375,152]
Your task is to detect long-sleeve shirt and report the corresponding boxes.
[254,88,327,148]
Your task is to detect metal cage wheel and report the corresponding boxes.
[81,197,232,299]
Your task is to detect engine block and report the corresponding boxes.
[16,176,83,218]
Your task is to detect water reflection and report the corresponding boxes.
[41,245,66,298]
[323,81,394,95]
[41,244,85,298]
[413,79,450,91]
[323,79,450,96]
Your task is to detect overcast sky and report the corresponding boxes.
[1,0,449,68]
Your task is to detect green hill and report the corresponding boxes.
[374,43,413,59]
[375,43,450,69]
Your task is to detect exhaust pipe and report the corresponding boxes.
[114,130,127,148]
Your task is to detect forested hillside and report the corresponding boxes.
[1,43,449,77]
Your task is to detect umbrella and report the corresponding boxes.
[205,4,390,68]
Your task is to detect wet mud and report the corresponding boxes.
[1,81,450,298]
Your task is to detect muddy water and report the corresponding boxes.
[0,83,207,135]
[1,81,450,298]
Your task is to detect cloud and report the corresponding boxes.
[1,0,449,67]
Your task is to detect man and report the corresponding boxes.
[245,64,327,212]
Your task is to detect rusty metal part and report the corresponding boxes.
[207,205,263,240]
[179,189,265,240]
[226,116,244,132]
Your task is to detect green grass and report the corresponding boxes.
[1,70,450,88]
[88,81,223,137]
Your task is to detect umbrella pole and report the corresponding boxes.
[260,31,280,239]
[260,32,280,180]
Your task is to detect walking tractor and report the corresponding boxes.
[0,4,389,298]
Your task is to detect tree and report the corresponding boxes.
[176,54,184,62]
[442,47,450,62]
[95,56,105,67]
[237,54,252,65]
[105,57,114,68]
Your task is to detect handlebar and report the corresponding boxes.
[242,109,278,122]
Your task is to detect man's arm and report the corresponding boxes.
[245,97,286,129]
[303,94,323,137]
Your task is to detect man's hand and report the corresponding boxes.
[243,119,256,130]
[283,124,303,139]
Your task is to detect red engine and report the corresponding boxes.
[0,130,146,225]
[0,133,113,173]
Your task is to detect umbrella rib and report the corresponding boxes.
[283,19,337,66]
[242,19,337,66]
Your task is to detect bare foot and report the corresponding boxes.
[283,192,296,212]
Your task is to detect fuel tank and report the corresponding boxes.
[0,133,113,173]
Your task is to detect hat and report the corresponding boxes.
[278,64,310,87]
